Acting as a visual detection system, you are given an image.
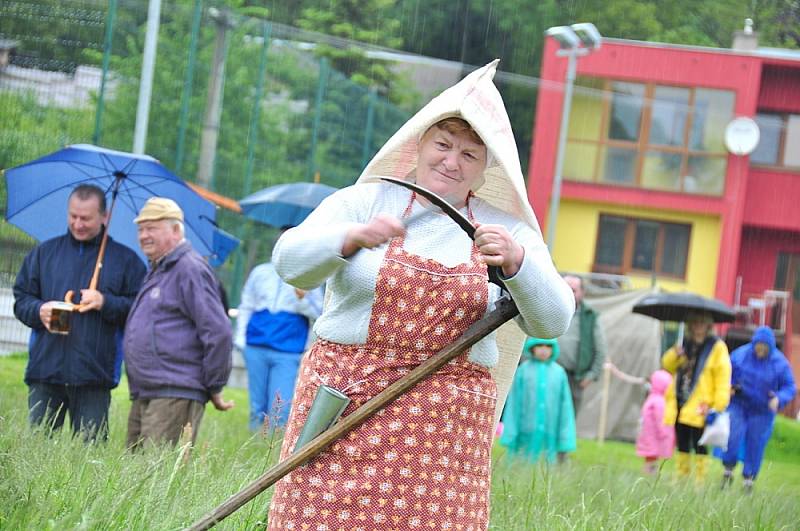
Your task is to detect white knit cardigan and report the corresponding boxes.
[273,183,573,370]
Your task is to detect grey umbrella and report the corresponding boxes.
[632,292,735,323]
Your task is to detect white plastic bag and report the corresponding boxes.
[698,411,730,451]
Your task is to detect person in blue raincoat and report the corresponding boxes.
[720,326,796,493]
[499,337,577,463]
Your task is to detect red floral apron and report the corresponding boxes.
[268,195,497,531]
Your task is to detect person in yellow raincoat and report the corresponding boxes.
[662,311,731,483]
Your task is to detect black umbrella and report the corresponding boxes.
[632,292,735,323]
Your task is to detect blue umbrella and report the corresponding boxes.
[208,225,240,268]
[4,144,217,263]
[239,182,337,228]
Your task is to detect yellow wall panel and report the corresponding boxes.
[563,142,597,182]
[568,94,604,141]
[551,199,721,297]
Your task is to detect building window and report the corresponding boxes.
[563,78,734,196]
[751,112,800,168]
[593,214,690,278]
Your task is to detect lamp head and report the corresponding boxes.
[545,26,580,49]
[571,22,602,50]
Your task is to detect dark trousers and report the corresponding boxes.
[675,420,707,455]
[28,382,111,441]
[566,373,584,414]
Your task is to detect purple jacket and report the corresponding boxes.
[124,241,232,403]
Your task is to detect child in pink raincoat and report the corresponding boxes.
[636,369,676,474]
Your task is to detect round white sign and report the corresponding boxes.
[724,116,760,156]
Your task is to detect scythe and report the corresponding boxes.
[186,178,520,530]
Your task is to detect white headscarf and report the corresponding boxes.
[356,60,540,423]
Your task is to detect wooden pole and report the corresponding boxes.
[597,362,611,444]
[87,178,123,293]
[185,296,520,531]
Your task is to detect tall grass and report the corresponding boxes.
[1,353,798,530]
[490,449,800,529]
[0,354,282,529]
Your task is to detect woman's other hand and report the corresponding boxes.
[474,223,524,277]
[341,213,406,257]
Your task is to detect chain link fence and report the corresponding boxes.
[0,0,432,353]
[0,0,545,355]
[0,0,449,334]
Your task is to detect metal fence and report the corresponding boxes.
[0,0,545,353]
[0,0,428,352]
[0,0,426,306]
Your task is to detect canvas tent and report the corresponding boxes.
[573,287,663,442]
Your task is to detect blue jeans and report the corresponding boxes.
[28,382,111,441]
[243,345,302,430]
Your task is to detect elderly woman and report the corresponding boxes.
[662,311,731,483]
[266,61,574,530]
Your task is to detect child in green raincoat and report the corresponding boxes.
[500,337,577,463]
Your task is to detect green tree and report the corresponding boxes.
[293,0,416,105]
[752,0,800,49]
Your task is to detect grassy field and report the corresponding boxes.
[1,353,799,530]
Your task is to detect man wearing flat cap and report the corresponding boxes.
[124,197,233,449]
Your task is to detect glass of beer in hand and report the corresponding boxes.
[49,302,74,335]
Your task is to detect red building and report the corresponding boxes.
[529,28,800,413]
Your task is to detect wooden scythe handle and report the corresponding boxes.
[87,221,111,292]
[185,296,520,531]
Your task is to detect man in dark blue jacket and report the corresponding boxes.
[13,184,146,441]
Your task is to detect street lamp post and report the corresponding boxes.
[544,23,602,249]
[132,0,162,154]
